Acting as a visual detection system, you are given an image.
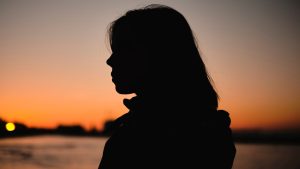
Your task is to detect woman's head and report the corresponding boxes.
[107,4,218,109]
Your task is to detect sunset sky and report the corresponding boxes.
[1,0,299,131]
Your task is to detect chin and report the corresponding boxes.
[115,85,135,94]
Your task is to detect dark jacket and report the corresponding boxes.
[99,97,236,169]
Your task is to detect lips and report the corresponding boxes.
[111,72,116,79]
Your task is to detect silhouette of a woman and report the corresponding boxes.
[99,4,236,169]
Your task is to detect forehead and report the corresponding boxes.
[111,23,135,48]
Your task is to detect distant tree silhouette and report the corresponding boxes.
[56,125,85,135]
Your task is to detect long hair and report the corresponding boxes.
[108,4,219,111]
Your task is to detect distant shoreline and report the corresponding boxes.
[1,118,300,144]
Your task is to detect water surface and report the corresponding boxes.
[0,136,299,169]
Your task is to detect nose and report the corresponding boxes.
[106,54,113,67]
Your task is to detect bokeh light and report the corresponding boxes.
[5,122,16,132]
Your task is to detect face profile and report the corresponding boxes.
[106,27,148,95]
[100,4,235,169]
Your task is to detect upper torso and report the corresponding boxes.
[99,108,236,169]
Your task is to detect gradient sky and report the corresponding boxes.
[1,0,299,131]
